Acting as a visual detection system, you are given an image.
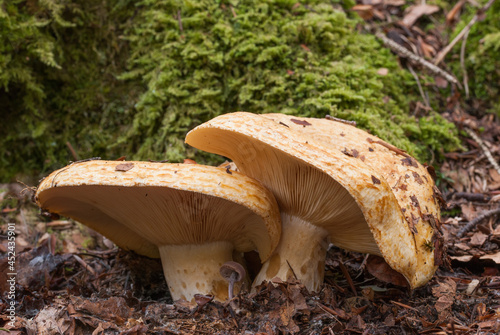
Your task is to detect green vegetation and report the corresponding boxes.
[448,0,500,116]
[120,0,460,164]
[0,0,139,181]
[1,0,463,182]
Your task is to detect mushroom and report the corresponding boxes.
[219,261,246,301]
[35,160,281,302]
[186,112,425,291]
[262,113,444,278]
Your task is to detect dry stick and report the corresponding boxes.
[434,0,496,66]
[177,9,183,32]
[375,32,462,89]
[408,64,429,107]
[457,206,500,238]
[73,254,97,276]
[325,114,357,126]
[464,127,500,175]
[66,141,79,161]
[460,29,471,98]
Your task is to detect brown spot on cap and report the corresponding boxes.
[412,171,424,185]
[371,175,381,185]
[401,157,418,168]
[342,148,359,158]
[410,195,420,208]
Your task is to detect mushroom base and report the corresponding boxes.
[158,241,243,302]
[253,213,329,292]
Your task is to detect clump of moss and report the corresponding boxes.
[120,0,460,164]
[0,0,139,182]
[1,0,461,182]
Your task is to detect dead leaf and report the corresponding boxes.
[417,35,436,58]
[469,232,488,246]
[450,255,474,262]
[432,278,457,298]
[115,163,134,172]
[480,252,500,264]
[432,278,457,313]
[366,255,409,287]
[446,0,466,26]
[435,76,449,88]
[402,5,440,27]
[71,296,132,325]
[377,68,389,76]
[352,5,374,20]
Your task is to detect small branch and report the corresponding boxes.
[376,32,462,88]
[177,9,183,32]
[460,29,470,98]
[434,0,496,65]
[457,206,500,238]
[464,127,500,175]
[408,64,429,107]
[325,115,357,126]
[66,141,79,161]
[366,137,412,159]
[73,254,97,276]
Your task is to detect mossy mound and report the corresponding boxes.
[120,0,459,164]
[0,0,138,181]
[1,0,461,182]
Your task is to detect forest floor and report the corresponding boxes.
[1,1,500,334]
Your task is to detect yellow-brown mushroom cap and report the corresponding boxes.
[262,113,443,282]
[35,160,281,261]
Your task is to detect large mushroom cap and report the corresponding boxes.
[35,160,281,301]
[263,113,443,276]
[186,112,426,290]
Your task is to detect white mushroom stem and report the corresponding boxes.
[158,241,238,302]
[253,213,329,292]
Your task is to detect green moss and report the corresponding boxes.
[0,0,461,182]
[448,0,500,116]
[120,0,460,164]
[0,0,139,181]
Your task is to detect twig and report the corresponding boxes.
[451,192,491,203]
[390,300,419,312]
[408,64,429,107]
[339,260,357,296]
[366,137,412,159]
[464,128,500,175]
[66,141,79,161]
[457,206,500,238]
[286,260,298,280]
[376,32,462,88]
[434,0,496,65]
[460,29,470,98]
[73,254,97,276]
[325,115,357,126]
[316,303,341,323]
[177,9,183,32]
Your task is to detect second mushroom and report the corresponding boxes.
[35,160,281,302]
